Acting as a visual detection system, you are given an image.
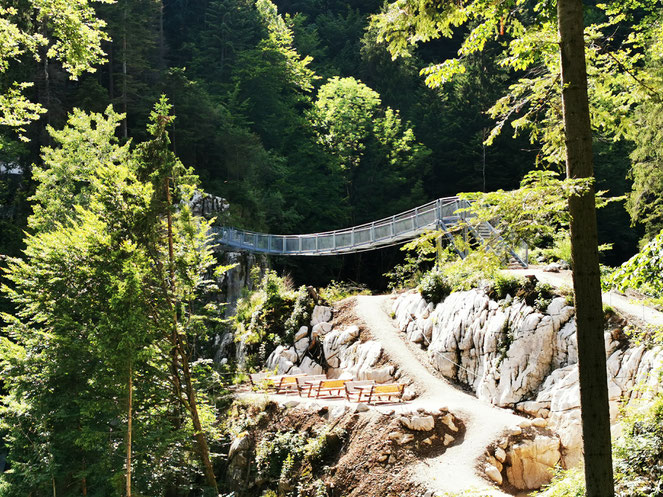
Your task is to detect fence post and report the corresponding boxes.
[351,227,355,246]
[370,222,375,242]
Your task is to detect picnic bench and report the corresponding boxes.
[365,383,405,404]
[272,374,308,394]
[343,380,376,402]
[313,379,348,399]
[296,375,327,397]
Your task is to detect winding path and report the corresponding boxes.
[354,295,526,497]
[507,267,663,327]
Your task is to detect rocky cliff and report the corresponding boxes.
[393,289,663,466]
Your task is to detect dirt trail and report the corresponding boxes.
[507,267,663,328]
[354,295,525,497]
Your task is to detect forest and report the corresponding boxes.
[1,0,656,288]
[2,0,663,496]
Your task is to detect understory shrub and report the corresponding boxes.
[533,467,585,496]
[614,395,663,496]
[233,269,315,370]
[535,394,663,497]
[319,280,371,302]
[256,430,307,480]
[418,269,452,304]
[604,229,663,308]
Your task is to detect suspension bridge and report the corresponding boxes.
[211,196,527,268]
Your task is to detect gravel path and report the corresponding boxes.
[506,267,663,328]
[354,295,526,497]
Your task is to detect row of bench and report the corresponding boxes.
[249,372,405,404]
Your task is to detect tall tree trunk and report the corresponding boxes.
[164,178,219,493]
[109,42,114,102]
[159,0,166,70]
[126,361,133,497]
[179,343,219,494]
[122,3,128,139]
[557,1,614,496]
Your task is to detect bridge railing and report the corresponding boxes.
[212,196,526,267]
[212,196,464,255]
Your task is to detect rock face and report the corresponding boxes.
[505,435,561,490]
[214,250,267,363]
[227,434,252,487]
[394,291,577,408]
[393,289,663,469]
[266,308,397,384]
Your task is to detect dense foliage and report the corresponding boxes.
[0,101,229,495]
[2,0,642,288]
[233,269,316,369]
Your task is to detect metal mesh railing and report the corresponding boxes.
[210,196,527,267]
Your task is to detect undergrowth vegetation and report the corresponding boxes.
[388,231,562,309]
[221,399,345,497]
[234,268,316,370]
[535,394,663,497]
[318,280,371,302]
[603,229,663,310]
[233,269,369,370]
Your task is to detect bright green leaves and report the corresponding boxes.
[626,104,663,239]
[32,0,111,78]
[308,76,429,222]
[607,229,663,299]
[372,0,663,168]
[256,0,318,92]
[0,99,228,494]
[30,106,133,232]
[458,170,621,248]
[310,76,381,170]
[0,0,110,136]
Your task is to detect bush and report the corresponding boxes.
[319,280,371,302]
[418,270,452,304]
[233,270,315,369]
[489,273,523,300]
[614,395,663,496]
[605,229,663,300]
[537,394,663,497]
[533,467,585,496]
[255,430,307,480]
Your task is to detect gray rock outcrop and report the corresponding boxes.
[393,289,663,469]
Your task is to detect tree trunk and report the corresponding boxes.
[179,345,219,494]
[121,3,128,139]
[126,361,133,497]
[557,1,614,496]
[164,177,219,493]
[159,0,166,70]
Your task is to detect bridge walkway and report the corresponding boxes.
[211,197,527,267]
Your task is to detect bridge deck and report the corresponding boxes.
[211,197,527,267]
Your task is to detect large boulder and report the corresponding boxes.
[311,305,332,326]
[504,436,561,490]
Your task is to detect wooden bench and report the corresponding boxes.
[313,379,348,399]
[344,380,375,402]
[274,374,307,394]
[366,383,405,404]
[296,375,327,397]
